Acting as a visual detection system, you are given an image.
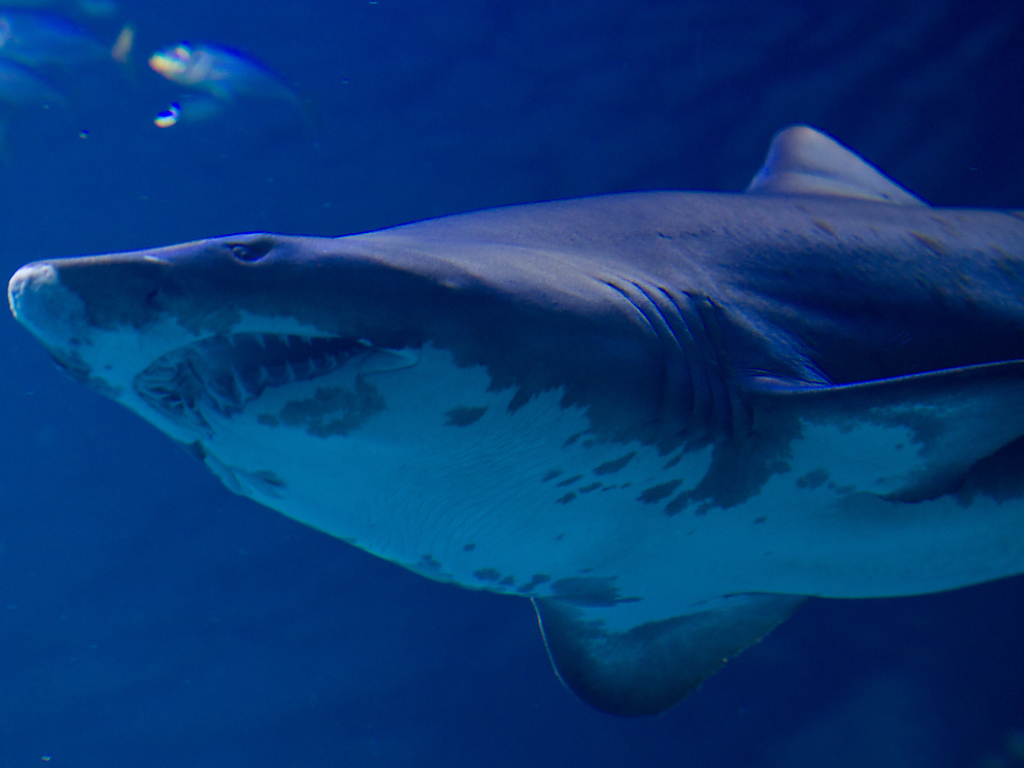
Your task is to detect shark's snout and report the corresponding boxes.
[9,262,57,322]
[8,262,88,350]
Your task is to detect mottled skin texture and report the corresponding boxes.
[10,188,1024,717]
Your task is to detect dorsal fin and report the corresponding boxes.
[745,125,926,206]
[534,593,804,716]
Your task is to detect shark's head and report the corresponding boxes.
[7,228,679,545]
[8,234,421,446]
[8,217,694,443]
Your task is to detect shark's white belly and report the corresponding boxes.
[184,344,1024,630]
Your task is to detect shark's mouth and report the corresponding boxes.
[134,333,369,430]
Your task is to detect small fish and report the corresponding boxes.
[148,42,297,103]
[109,23,131,64]
[0,11,108,69]
[153,96,234,128]
[153,101,178,128]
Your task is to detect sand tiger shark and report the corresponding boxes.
[9,126,1024,716]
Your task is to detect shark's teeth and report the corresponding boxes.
[134,333,366,428]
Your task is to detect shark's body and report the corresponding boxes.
[10,127,1024,716]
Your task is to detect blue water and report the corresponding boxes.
[1,1,1023,766]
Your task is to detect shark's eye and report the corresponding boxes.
[227,239,273,262]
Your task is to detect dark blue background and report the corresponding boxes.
[1,1,1023,765]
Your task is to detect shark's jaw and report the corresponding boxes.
[6,257,403,443]
[134,332,393,437]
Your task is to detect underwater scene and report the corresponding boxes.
[1,0,1023,765]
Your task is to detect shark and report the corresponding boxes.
[9,126,1024,716]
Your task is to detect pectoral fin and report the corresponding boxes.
[750,360,1024,502]
[534,593,804,716]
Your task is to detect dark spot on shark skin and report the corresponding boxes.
[499,574,515,586]
[258,413,279,426]
[579,482,602,493]
[637,480,682,504]
[277,378,385,437]
[444,405,487,426]
[556,492,578,505]
[663,407,800,515]
[563,431,585,447]
[418,555,442,572]
[834,484,855,495]
[993,258,1017,280]
[473,568,501,582]
[462,543,476,552]
[556,474,583,487]
[506,388,532,412]
[555,533,565,541]
[663,453,682,469]
[517,573,552,594]
[796,468,829,489]
[253,470,286,488]
[245,470,287,498]
[49,348,93,386]
[542,469,563,482]
[601,485,618,491]
[550,577,641,607]
[955,434,1024,506]
[910,231,947,256]
[992,254,1024,283]
[813,219,837,237]
[754,515,767,524]
[593,452,637,476]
